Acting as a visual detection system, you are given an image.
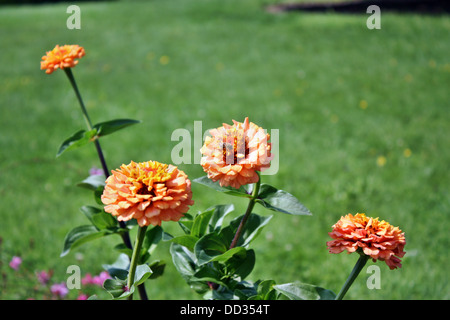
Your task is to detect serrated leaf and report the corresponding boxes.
[56,129,97,157]
[256,184,312,215]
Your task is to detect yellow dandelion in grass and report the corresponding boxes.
[215,62,224,72]
[403,148,412,158]
[404,74,413,83]
[359,100,368,110]
[159,55,170,65]
[330,114,339,123]
[377,155,386,167]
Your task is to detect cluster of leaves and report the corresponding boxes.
[169,177,336,300]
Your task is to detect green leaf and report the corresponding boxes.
[93,185,105,205]
[191,266,228,287]
[191,209,215,238]
[231,249,255,280]
[208,204,235,233]
[56,129,97,157]
[194,233,229,265]
[170,243,197,282]
[147,260,166,280]
[80,205,117,230]
[170,235,199,252]
[77,174,106,191]
[93,119,141,137]
[273,282,337,300]
[256,280,279,300]
[193,176,252,198]
[102,253,130,279]
[103,278,132,299]
[133,264,153,286]
[209,247,246,264]
[140,226,163,257]
[60,225,109,257]
[256,184,312,215]
[113,243,133,257]
[220,214,272,248]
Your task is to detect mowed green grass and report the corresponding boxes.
[0,0,449,299]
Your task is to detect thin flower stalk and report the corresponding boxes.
[229,173,261,249]
[127,225,148,300]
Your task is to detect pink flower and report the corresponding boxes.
[81,273,94,286]
[82,271,111,287]
[51,282,69,298]
[9,256,22,271]
[92,271,110,286]
[77,293,88,300]
[36,270,52,285]
[89,166,103,176]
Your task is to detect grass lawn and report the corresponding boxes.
[0,0,449,300]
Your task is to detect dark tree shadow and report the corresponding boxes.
[266,0,450,15]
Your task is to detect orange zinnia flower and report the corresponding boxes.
[200,117,272,189]
[101,161,194,227]
[40,45,85,74]
[327,213,406,269]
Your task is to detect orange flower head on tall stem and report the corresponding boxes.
[40,45,85,74]
[101,160,194,227]
[327,213,406,269]
[200,117,272,189]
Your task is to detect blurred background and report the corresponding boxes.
[0,0,448,299]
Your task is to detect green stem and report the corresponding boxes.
[63,67,143,296]
[335,253,369,300]
[64,68,93,130]
[229,173,261,249]
[63,68,109,178]
[127,225,148,300]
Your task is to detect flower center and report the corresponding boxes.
[221,130,249,165]
[122,161,172,195]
